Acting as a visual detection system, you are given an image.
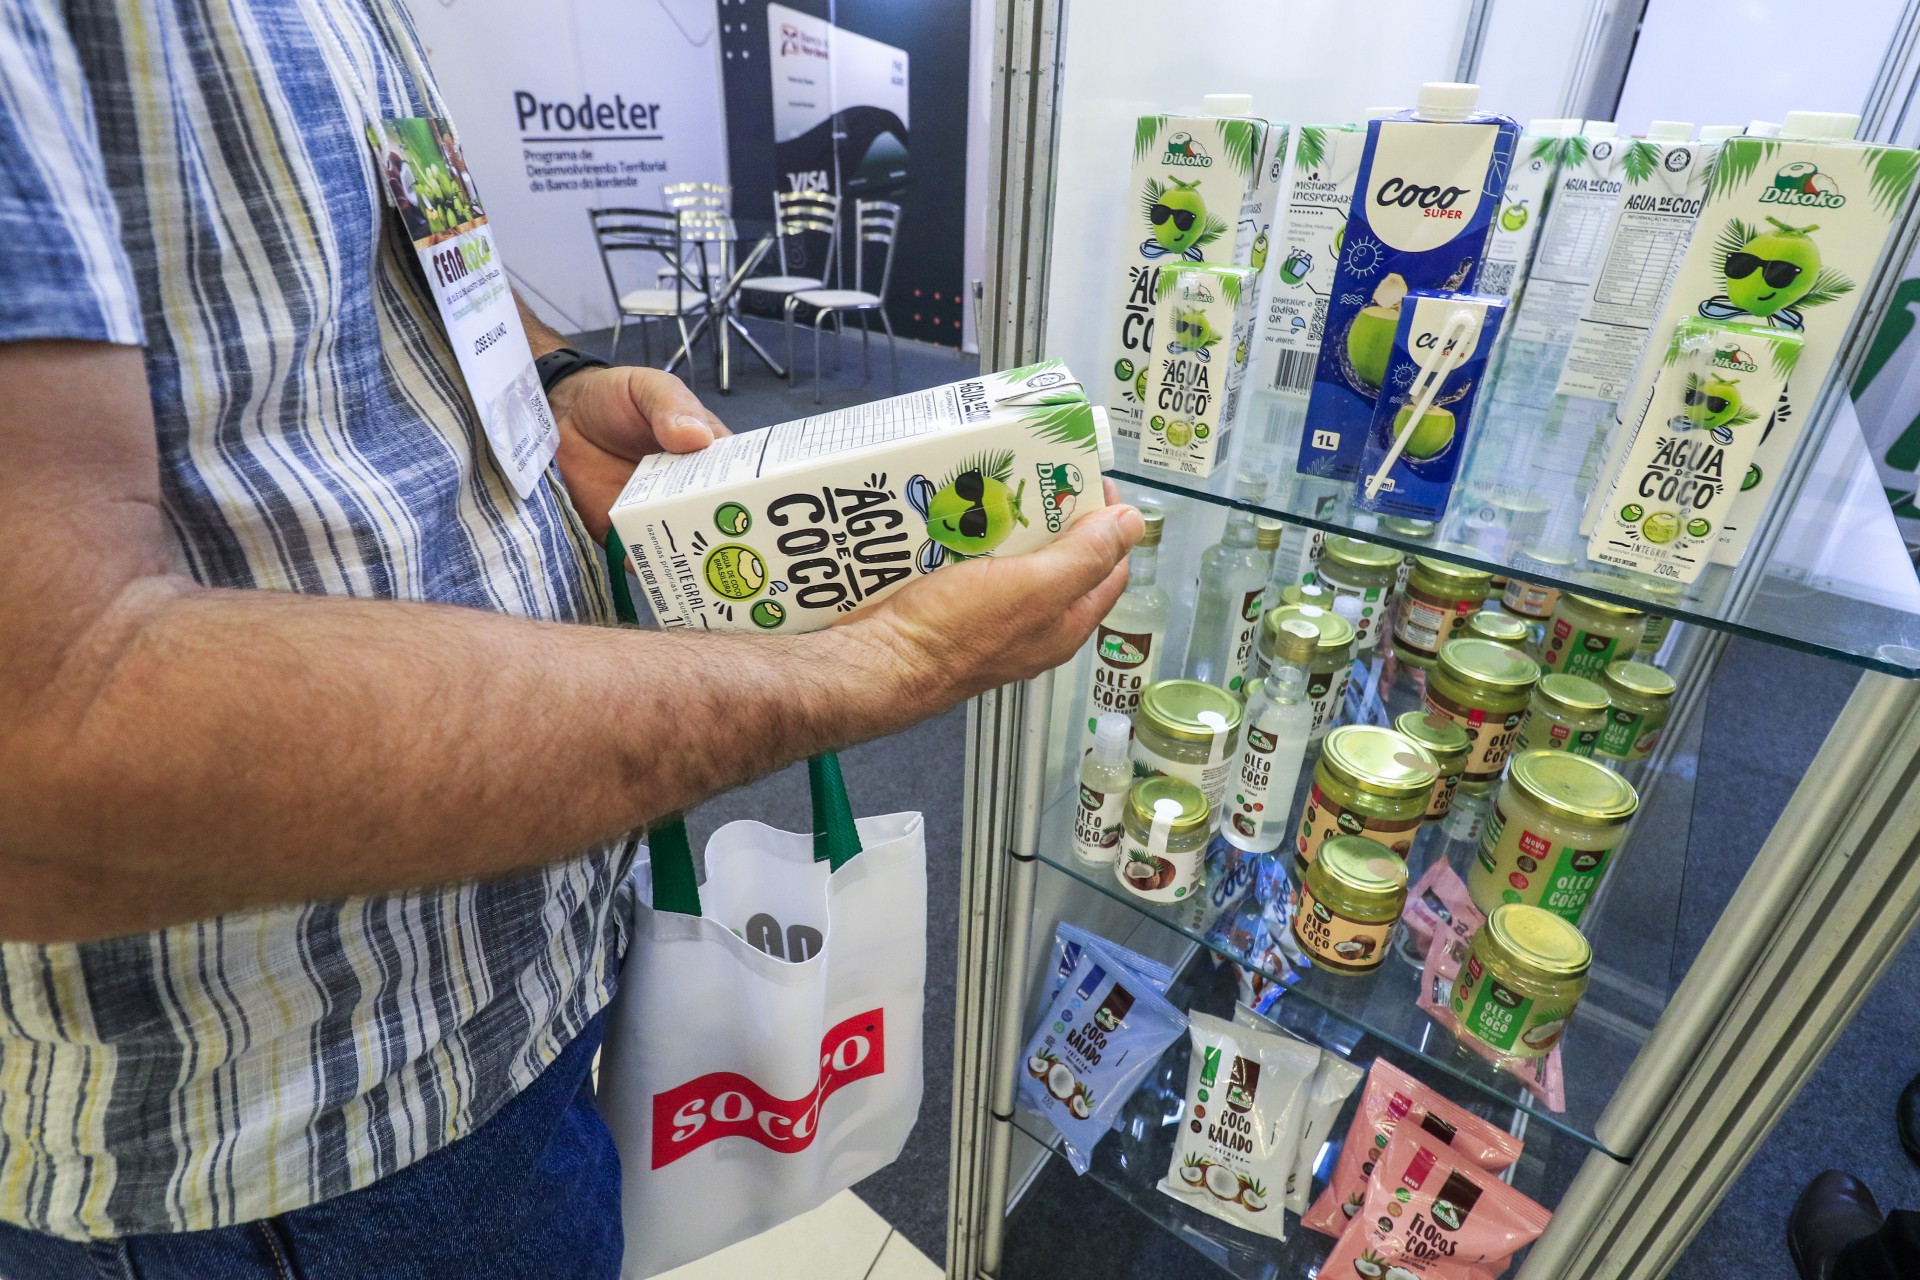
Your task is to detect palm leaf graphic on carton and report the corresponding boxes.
[1866,146,1920,215]
[1295,125,1329,174]
[1559,133,1591,170]
[1219,119,1261,178]
[1134,115,1170,164]
[1708,138,1779,202]
[1017,402,1097,451]
[1622,140,1660,186]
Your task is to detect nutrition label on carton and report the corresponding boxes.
[766,386,974,466]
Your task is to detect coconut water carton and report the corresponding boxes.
[1353,291,1507,521]
[1586,318,1802,582]
[1479,119,1581,305]
[1293,85,1518,484]
[1556,129,1719,406]
[1137,263,1261,477]
[1108,112,1286,440]
[1576,115,1920,564]
[609,362,1111,632]
[1257,124,1366,399]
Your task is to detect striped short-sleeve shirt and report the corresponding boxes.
[1,0,633,1239]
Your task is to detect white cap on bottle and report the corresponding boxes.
[1092,713,1132,764]
[1204,93,1254,118]
[1748,119,1784,138]
[1089,406,1115,471]
[1583,120,1619,138]
[1350,511,1380,533]
[1415,82,1480,122]
[1698,124,1744,142]
[1781,110,1860,140]
[1647,120,1693,140]
[1526,118,1582,137]
[1332,595,1364,623]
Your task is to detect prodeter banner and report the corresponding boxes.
[403,0,729,332]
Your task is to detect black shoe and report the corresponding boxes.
[1789,1171,1884,1280]
[1899,1072,1920,1168]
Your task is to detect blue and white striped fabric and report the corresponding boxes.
[0,0,632,1239]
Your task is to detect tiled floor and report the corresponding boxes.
[655,1191,943,1280]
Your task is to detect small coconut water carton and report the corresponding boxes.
[1479,119,1581,305]
[1257,124,1367,398]
[1294,84,1518,484]
[1137,263,1261,477]
[1108,110,1286,440]
[1353,291,1507,521]
[1556,128,1718,405]
[1586,318,1801,582]
[1578,114,1920,565]
[609,362,1111,632]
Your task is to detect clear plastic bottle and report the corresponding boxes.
[1082,510,1169,750]
[1184,512,1283,695]
[1073,714,1136,867]
[1221,619,1317,853]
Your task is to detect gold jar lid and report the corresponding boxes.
[1379,516,1437,541]
[1137,509,1165,547]
[1536,673,1610,714]
[1267,617,1320,666]
[1565,592,1643,619]
[1124,775,1211,839]
[1312,835,1409,919]
[1435,637,1540,694]
[1320,535,1401,575]
[1264,603,1355,656]
[1393,710,1470,772]
[1137,679,1244,745]
[1602,659,1675,701]
[1409,556,1492,593]
[1254,518,1283,551]
[1321,725,1439,799]
[1508,749,1638,825]
[1482,903,1592,982]
[1465,610,1529,646]
[1281,582,1334,609]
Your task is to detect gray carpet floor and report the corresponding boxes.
[576,317,1920,1276]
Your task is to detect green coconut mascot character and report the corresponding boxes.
[1701,216,1852,331]
[906,450,1029,572]
[1140,176,1226,262]
[1165,304,1226,358]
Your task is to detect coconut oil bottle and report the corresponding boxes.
[1221,618,1318,853]
[1184,510,1282,695]
[1082,510,1169,751]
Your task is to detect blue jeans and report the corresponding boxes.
[0,1007,621,1280]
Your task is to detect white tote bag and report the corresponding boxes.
[597,755,927,1279]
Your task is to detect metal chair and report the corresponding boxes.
[745,191,841,367]
[658,183,732,290]
[589,207,708,379]
[790,200,903,403]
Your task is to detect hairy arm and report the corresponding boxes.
[0,341,1137,943]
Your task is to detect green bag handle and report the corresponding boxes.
[605,529,863,919]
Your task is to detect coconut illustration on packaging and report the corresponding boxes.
[1204,1163,1243,1201]
[906,451,1028,573]
[1332,934,1379,961]
[1179,1154,1209,1187]
[1353,1249,1388,1278]
[1521,1010,1572,1051]
[1391,402,1456,462]
[1384,1267,1420,1280]
[1027,1050,1056,1079]
[1711,216,1852,323]
[1345,272,1409,391]
[1123,851,1178,891]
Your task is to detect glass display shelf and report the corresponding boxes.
[1002,955,1576,1280]
[1105,420,1920,678]
[1033,726,1700,1161]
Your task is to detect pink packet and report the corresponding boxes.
[1321,1123,1552,1280]
[1301,1058,1523,1238]
[1401,859,1483,956]
[1417,932,1567,1114]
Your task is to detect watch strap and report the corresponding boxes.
[535,346,611,396]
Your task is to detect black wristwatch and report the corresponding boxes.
[536,346,611,396]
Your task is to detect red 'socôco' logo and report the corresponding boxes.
[651,1009,885,1168]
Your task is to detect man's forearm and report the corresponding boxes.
[517,293,572,359]
[0,578,930,943]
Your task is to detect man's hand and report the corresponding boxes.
[848,486,1144,713]
[548,366,729,542]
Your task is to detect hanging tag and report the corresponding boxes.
[1198,710,1231,767]
[1147,797,1182,858]
[367,116,558,499]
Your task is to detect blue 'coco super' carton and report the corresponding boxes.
[1354,291,1507,521]
[1294,87,1518,483]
